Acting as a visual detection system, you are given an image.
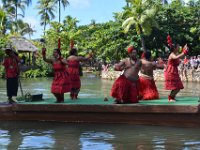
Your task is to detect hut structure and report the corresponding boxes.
[9,36,38,68]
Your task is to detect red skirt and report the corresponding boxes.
[164,71,183,90]
[51,71,71,94]
[70,74,81,89]
[110,75,139,103]
[138,76,159,100]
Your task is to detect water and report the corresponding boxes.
[0,75,200,149]
[1,121,200,150]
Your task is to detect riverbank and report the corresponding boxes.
[101,69,200,82]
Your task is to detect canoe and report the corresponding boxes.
[0,96,200,127]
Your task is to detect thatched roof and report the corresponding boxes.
[10,36,38,52]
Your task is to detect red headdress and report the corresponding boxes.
[167,34,172,48]
[127,46,134,54]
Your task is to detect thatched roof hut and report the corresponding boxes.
[9,36,38,52]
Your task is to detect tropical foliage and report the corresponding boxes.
[0,0,200,78]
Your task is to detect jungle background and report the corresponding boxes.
[0,0,200,78]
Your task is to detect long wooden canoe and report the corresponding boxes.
[0,97,200,127]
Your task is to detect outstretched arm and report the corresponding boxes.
[170,44,188,60]
[114,60,126,71]
[42,48,53,64]
[77,52,93,62]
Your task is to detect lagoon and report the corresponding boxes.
[0,75,200,149]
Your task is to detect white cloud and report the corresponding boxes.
[69,0,91,9]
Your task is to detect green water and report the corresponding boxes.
[1,75,200,150]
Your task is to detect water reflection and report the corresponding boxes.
[1,122,200,150]
[80,132,114,150]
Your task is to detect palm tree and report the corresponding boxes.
[53,0,69,23]
[63,15,79,49]
[36,0,56,36]
[2,0,32,32]
[122,0,159,51]
[0,7,7,35]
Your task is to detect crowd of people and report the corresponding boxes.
[1,42,191,104]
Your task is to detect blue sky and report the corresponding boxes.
[0,0,126,39]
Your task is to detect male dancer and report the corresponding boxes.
[110,46,141,104]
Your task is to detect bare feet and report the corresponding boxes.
[168,99,176,102]
[168,95,176,102]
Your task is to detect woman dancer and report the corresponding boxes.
[67,48,92,99]
[42,48,71,103]
[164,44,188,102]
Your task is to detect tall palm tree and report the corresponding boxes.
[63,15,79,49]
[122,0,159,51]
[37,0,56,36]
[53,0,69,23]
[0,7,7,35]
[2,0,32,32]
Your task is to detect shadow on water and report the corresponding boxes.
[0,121,200,150]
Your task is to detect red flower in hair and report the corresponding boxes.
[127,46,134,54]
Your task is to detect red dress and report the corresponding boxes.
[138,76,159,100]
[51,63,71,93]
[164,59,184,90]
[67,60,81,89]
[110,75,139,103]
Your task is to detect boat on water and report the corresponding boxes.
[0,96,200,127]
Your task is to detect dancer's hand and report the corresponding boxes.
[182,44,188,55]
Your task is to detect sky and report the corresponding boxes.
[0,0,126,39]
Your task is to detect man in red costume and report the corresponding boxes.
[2,47,20,104]
[110,46,141,104]
[138,51,163,100]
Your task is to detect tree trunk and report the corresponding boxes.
[139,25,146,52]
[59,0,61,23]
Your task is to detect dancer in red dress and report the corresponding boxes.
[110,46,141,104]
[138,51,163,100]
[42,48,71,103]
[164,44,189,102]
[67,48,92,99]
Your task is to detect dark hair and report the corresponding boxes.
[144,51,151,60]
[69,48,77,56]
[54,48,61,57]
[169,43,179,53]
